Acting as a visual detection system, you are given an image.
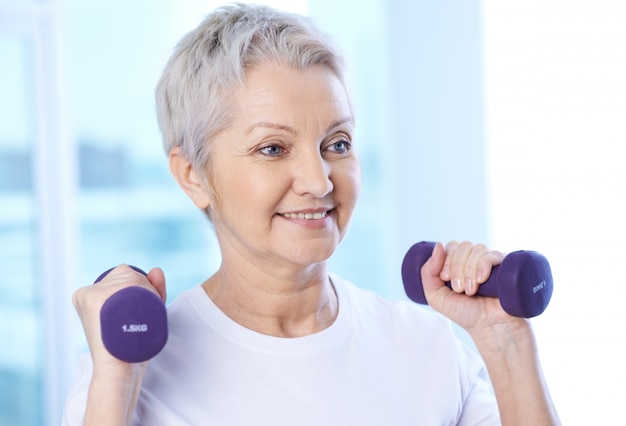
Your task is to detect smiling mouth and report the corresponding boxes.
[280,211,329,220]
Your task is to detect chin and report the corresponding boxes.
[285,242,338,267]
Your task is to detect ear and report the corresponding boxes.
[169,146,212,209]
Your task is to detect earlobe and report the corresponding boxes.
[169,147,211,209]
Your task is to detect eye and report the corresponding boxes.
[324,136,352,155]
[259,144,285,157]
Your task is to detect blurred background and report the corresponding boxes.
[0,0,624,424]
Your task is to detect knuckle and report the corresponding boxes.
[71,288,84,309]
[473,243,488,253]
[445,240,459,252]
[458,240,474,249]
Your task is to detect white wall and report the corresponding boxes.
[483,1,626,423]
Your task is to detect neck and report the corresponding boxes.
[202,262,338,338]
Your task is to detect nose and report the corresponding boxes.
[292,151,334,198]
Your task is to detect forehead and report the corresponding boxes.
[233,63,352,124]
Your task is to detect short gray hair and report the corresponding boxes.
[155,3,351,174]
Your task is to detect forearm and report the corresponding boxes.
[472,320,560,426]
[84,364,147,426]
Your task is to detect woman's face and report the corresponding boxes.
[203,62,361,270]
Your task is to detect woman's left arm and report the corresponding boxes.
[422,241,561,426]
[471,318,560,426]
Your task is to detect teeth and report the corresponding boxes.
[282,211,328,220]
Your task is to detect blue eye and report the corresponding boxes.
[259,145,284,156]
[326,138,352,154]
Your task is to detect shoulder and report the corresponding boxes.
[162,284,210,330]
[330,274,499,424]
[166,284,204,312]
[332,273,484,371]
[160,284,213,347]
[332,273,455,337]
[330,273,477,369]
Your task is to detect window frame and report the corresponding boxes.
[1,2,79,423]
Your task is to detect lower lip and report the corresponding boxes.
[279,212,332,229]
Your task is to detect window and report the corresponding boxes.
[1,1,530,424]
[0,31,42,426]
[1,0,395,424]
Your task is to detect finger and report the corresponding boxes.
[89,265,146,292]
[476,250,506,285]
[73,264,157,324]
[147,267,167,302]
[102,265,166,305]
[446,241,473,293]
[440,240,458,282]
[463,244,488,295]
[421,242,447,301]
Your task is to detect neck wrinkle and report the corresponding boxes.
[202,265,338,338]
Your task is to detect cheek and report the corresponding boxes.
[351,164,362,200]
[346,158,362,197]
[335,161,362,210]
[211,167,290,219]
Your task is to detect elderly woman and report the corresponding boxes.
[63,3,559,425]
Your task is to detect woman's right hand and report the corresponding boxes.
[71,265,166,425]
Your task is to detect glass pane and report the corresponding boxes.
[0,35,43,426]
[67,0,219,305]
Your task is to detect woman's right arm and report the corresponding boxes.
[71,265,166,426]
[83,362,148,425]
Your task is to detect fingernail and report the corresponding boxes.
[465,278,474,293]
[433,242,442,255]
[452,278,462,292]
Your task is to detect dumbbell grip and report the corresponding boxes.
[401,241,553,318]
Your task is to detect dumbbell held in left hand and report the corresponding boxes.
[94,266,168,363]
[401,241,553,318]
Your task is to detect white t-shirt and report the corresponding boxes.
[63,274,500,425]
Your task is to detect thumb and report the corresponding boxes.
[421,242,447,302]
[147,267,167,302]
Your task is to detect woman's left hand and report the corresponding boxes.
[420,241,520,335]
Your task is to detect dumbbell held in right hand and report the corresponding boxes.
[94,266,168,363]
[401,241,553,318]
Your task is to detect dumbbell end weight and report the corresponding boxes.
[401,241,553,318]
[95,266,168,363]
[497,250,553,318]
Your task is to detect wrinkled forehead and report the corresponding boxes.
[231,63,353,129]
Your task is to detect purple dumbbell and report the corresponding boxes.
[401,241,553,318]
[94,266,168,362]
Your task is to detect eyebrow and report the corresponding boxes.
[325,117,354,133]
[245,116,354,136]
[246,121,297,135]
